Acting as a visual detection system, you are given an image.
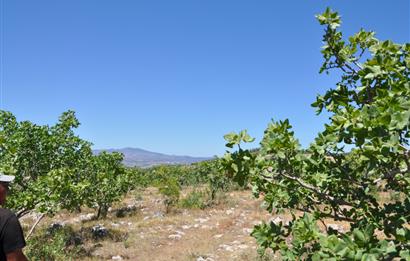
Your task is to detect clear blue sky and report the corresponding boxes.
[1,1,409,157]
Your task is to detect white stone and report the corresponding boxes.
[243,228,253,234]
[196,257,215,261]
[327,223,344,232]
[237,244,249,249]
[168,234,182,240]
[270,216,283,225]
[219,244,234,252]
[195,218,209,223]
[79,213,94,222]
[226,210,234,215]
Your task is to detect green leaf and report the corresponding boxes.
[400,250,410,261]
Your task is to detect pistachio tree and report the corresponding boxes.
[85,151,128,218]
[0,110,131,221]
[0,110,93,217]
[222,8,410,260]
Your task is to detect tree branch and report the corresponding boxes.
[260,171,354,207]
[353,60,363,70]
[324,30,359,76]
[25,213,45,240]
[278,171,353,206]
[294,206,354,222]
[16,209,31,219]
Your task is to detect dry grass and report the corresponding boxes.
[17,170,407,260]
[24,186,375,260]
[22,187,284,260]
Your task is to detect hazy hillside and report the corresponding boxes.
[93,147,211,167]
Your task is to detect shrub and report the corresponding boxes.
[26,225,84,261]
[157,177,180,213]
[179,189,208,209]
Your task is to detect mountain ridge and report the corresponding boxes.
[93,147,211,167]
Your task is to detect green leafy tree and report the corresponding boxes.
[197,159,232,202]
[0,110,133,222]
[150,166,181,213]
[223,8,410,260]
[0,110,93,217]
[158,177,180,213]
[85,151,128,219]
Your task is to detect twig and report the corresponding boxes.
[16,209,30,219]
[324,30,359,75]
[353,61,363,70]
[26,213,45,240]
[294,206,354,222]
[277,171,353,206]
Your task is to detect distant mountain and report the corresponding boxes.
[93,147,211,167]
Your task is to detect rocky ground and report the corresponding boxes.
[22,187,284,260]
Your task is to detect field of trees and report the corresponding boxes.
[0,8,409,260]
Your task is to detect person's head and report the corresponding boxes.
[0,173,15,205]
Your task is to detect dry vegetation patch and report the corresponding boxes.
[22,186,369,260]
[23,187,284,260]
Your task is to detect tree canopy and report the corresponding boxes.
[222,8,410,260]
[0,110,128,219]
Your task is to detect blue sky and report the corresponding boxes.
[1,1,409,157]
